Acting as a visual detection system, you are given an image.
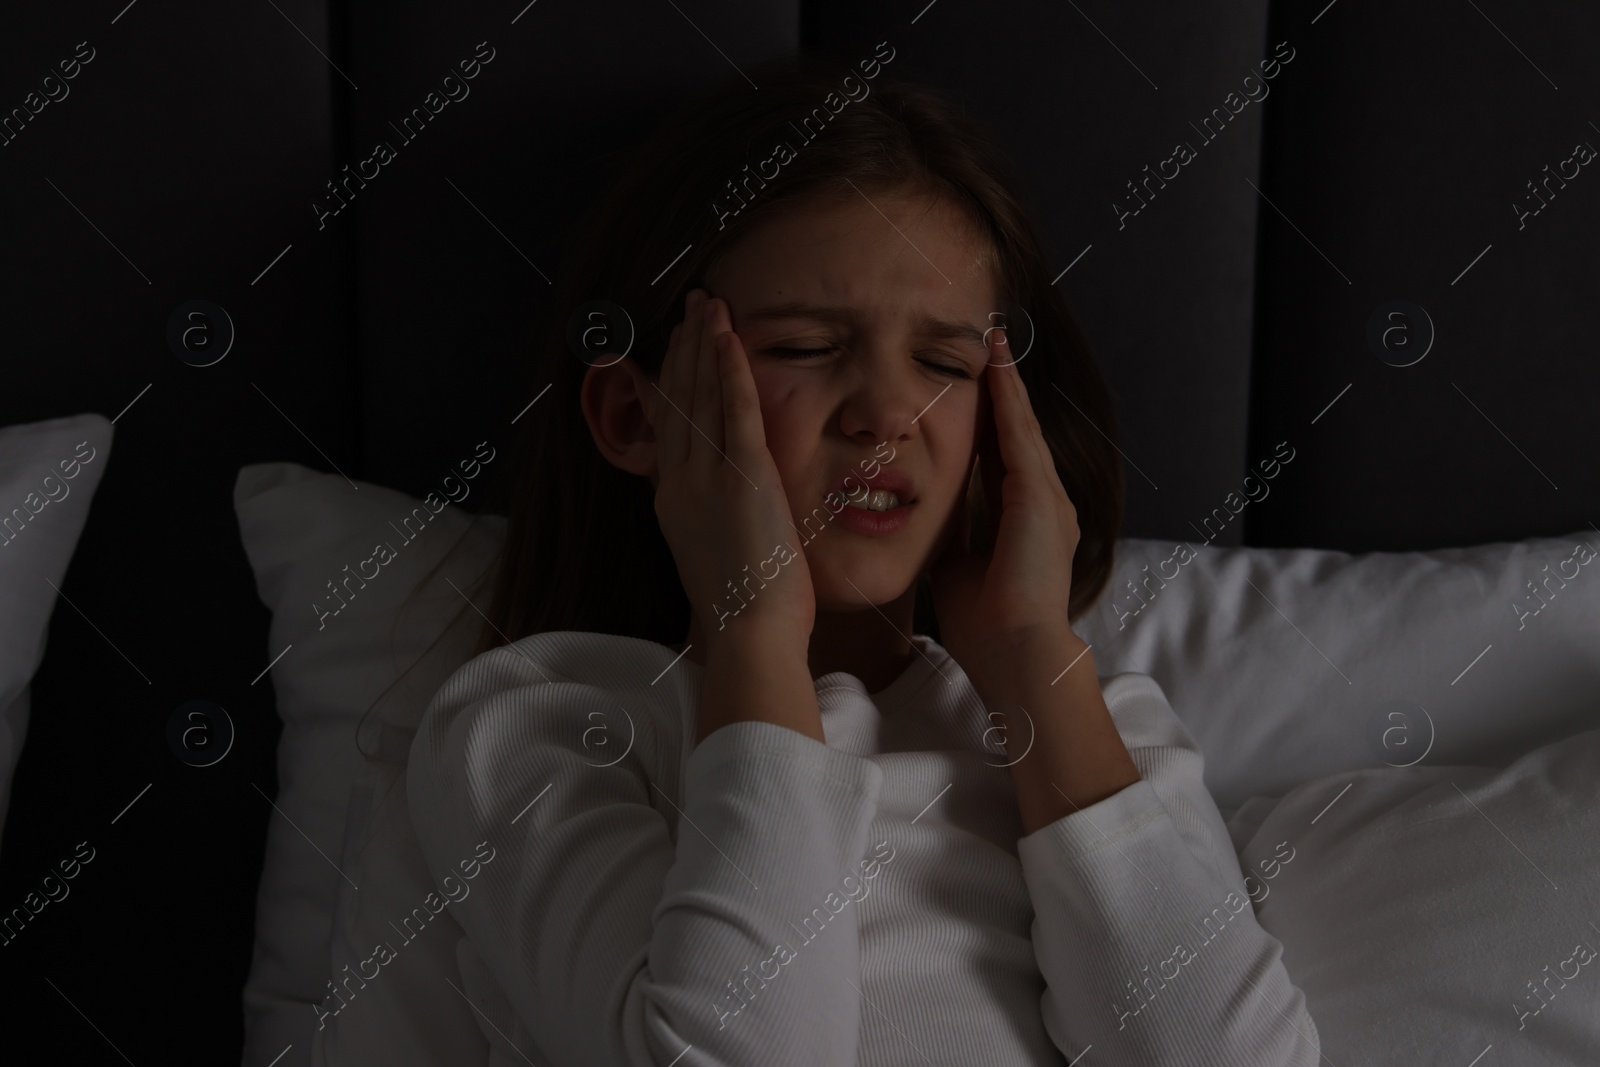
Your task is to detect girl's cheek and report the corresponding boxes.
[758,398,806,463]
[750,379,818,491]
[930,391,980,441]
[748,367,783,408]
[750,372,804,434]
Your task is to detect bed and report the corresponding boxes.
[235,462,1600,1065]
[3,0,1597,1061]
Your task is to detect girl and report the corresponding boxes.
[389,54,1319,1066]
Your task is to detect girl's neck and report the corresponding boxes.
[678,585,920,695]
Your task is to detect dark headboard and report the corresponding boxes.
[3,0,1596,1058]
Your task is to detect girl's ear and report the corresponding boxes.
[580,356,658,479]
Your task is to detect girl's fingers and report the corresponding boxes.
[986,331,1037,483]
[1003,333,1052,476]
[651,308,681,468]
[717,326,765,469]
[988,330,1060,495]
[692,296,727,462]
[659,289,704,470]
[977,397,1005,547]
[644,323,681,440]
[678,290,710,466]
[945,452,980,562]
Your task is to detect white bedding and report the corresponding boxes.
[0,413,113,849]
[1074,531,1600,810]
[233,463,1600,1066]
[1224,726,1600,1066]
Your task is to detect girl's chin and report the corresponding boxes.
[808,567,919,612]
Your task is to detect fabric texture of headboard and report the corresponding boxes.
[2,0,1596,1059]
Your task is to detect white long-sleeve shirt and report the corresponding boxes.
[406,629,1321,1066]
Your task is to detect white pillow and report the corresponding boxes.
[0,413,113,849]
[1223,727,1600,1065]
[236,457,1600,1062]
[1074,532,1600,809]
[234,462,503,1067]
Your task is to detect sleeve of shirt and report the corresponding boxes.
[1014,672,1321,1067]
[406,642,885,1067]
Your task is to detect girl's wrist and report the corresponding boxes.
[967,622,1087,696]
[703,609,811,664]
[697,623,823,746]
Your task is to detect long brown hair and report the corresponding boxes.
[346,51,1128,844]
[471,52,1125,658]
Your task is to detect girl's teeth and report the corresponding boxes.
[847,488,901,512]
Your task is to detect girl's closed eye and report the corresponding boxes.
[766,344,976,380]
[768,345,836,357]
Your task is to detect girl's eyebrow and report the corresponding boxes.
[744,301,989,351]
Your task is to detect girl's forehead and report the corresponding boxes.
[769,189,985,248]
[708,197,997,314]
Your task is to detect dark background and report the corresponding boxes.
[1,0,1595,1061]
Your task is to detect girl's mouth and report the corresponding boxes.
[831,466,918,510]
[834,494,915,536]
[848,487,903,512]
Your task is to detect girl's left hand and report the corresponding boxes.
[927,328,1083,681]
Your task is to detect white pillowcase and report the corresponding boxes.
[235,462,502,1067]
[1074,532,1600,809]
[234,460,1600,1065]
[0,413,113,849]
[1224,727,1600,1066]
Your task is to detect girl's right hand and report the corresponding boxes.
[642,287,817,653]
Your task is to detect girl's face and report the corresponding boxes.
[703,186,997,611]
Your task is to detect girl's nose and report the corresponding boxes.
[838,359,927,445]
